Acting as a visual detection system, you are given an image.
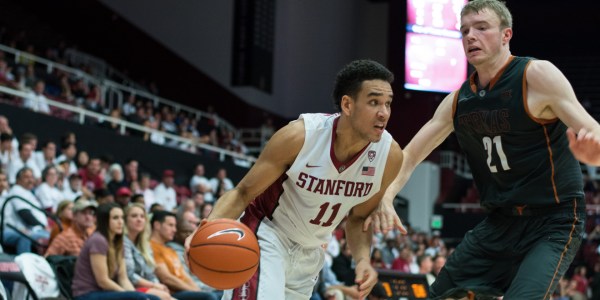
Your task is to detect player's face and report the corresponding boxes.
[349,80,392,143]
[460,8,510,66]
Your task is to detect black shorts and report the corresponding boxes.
[429,198,585,299]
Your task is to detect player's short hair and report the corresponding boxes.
[332,59,394,111]
[461,0,513,29]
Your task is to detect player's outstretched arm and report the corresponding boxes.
[207,119,305,221]
[364,92,456,235]
[567,128,600,166]
[526,60,600,165]
[184,120,305,255]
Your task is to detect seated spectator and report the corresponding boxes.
[94,188,114,206]
[114,187,132,209]
[189,164,214,203]
[124,203,173,300]
[370,248,389,270]
[71,202,157,300]
[35,165,64,212]
[7,142,41,184]
[175,199,199,227]
[45,199,96,257]
[416,254,435,286]
[208,168,234,199]
[150,203,165,214]
[166,217,221,298]
[49,200,74,242]
[391,245,414,274]
[0,133,15,172]
[130,194,145,207]
[139,173,155,211]
[62,173,84,201]
[2,167,49,254]
[431,254,446,278]
[23,79,50,114]
[106,163,127,196]
[150,211,217,300]
[199,203,213,220]
[78,156,104,196]
[76,150,90,171]
[33,140,57,172]
[56,142,78,176]
[153,170,177,212]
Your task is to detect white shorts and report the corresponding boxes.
[222,218,325,300]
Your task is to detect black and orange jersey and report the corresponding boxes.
[452,56,583,208]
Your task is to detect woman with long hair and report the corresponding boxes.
[124,203,174,300]
[71,202,158,300]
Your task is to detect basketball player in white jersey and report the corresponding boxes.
[186,59,403,300]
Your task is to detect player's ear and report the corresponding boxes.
[340,95,353,116]
[502,27,512,45]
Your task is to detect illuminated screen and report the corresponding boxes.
[404,32,467,93]
[404,0,468,93]
[377,269,430,299]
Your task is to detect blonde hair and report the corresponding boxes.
[461,0,513,29]
[124,203,155,267]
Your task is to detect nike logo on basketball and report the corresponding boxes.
[207,228,245,240]
[305,163,320,168]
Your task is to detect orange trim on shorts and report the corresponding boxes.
[542,200,579,300]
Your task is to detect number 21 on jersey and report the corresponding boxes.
[483,136,510,173]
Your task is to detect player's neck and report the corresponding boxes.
[333,120,369,163]
[474,51,512,88]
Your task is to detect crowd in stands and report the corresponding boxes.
[0,26,251,163]
[2,25,600,300]
[0,112,241,299]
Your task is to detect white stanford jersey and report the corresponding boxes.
[241,113,393,247]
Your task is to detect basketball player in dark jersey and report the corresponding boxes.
[365,0,600,299]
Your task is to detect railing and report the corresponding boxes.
[0,85,257,164]
[0,43,238,135]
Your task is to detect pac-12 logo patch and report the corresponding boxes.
[368,150,376,162]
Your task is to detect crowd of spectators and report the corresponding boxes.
[0,113,240,298]
[0,26,251,163]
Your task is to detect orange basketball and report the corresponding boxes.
[187,219,260,290]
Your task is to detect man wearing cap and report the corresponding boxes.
[44,199,97,257]
[115,186,132,208]
[153,170,177,212]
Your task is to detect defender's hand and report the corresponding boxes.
[363,200,407,235]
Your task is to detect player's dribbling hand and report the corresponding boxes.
[184,219,209,268]
[354,258,378,300]
[363,200,407,235]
